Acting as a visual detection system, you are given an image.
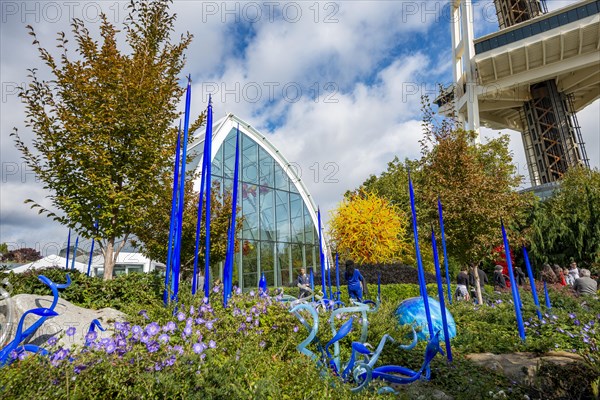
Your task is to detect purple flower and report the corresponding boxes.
[251,307,257,314]
[145,322,160,336]
[205,321,214,331]
[574,320,581,326]
[235,287,242,295]
[163,321,177,333]
[209,340,216,349]
[154,363,162,371]
[9,350,18,360]
[66,327,76,337]
[583,336,590,344]
[85,331,98,342]
[139,310,149,319]
[183,326,192,337]
[146,341,160,353]
[158,334,170,344]
[74,364,87,374]
[249,290,255,297]
[238,323,247,332]
[193,343,204,354]
[18,352,28,361]
[254,319,259,327]
[200,305,208,313]
[259,341,266,348]
[246,316,253,323]
[105,341,116,354]
[177,312,186,321]
[164,355,176,367]
[189,305,195,315]
[293,326,299,333]
[569,313,576,319]
[172,345,184,355]
[132,325,143,336]
[47,336,58,346]
[54,348,70,361]
[213,285,220,293]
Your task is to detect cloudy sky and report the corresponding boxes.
[1,0,598,256]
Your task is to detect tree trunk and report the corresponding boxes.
[103,238,116,281]
[472,265,483,305]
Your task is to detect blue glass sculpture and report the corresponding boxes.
[395,296,456,341]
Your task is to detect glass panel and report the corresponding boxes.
[242,240,258,289]
[291,243,303,271]
[211,142,223,177]
[114,266,127,277]
[277,242,291,287]
[95,268,104,279]
[304,204,315,244]
[260,186,275,241]
[222,129,237,179]
[274,162,289,191]
[242,134,259,184]
[289,180,300,194]
[260,241,275,287]
[275,190,290,242]
[242,183,259,240]
[259,147,274,188]
[222,178,233,194]
[290,193,304,243]
[128,266,143,274]
[305,245,314,272]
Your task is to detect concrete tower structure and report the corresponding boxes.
[437,0,598,187]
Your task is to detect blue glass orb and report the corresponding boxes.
[395,297,456,341]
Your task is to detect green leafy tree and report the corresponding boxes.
[417,99,534,303]
[12,1,200,279]
[0,243,8,254]
[529,167,600,267]
[134,181,243,280]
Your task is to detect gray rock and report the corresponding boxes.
[5,294,126,349]
[465,352,585,385]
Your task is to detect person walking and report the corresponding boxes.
[493,265,507,290]
[297,268,311,299]
[344,260,365,302]
[455,266,470,301]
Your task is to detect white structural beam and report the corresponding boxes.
[451,0,480,137]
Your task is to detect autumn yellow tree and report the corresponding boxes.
[328,191,411,264]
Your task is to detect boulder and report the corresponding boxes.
[465,352,585,385]
[5,294,126,349]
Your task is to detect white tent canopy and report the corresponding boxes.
[8,254,88,274]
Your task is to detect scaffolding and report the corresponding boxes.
[493,0,546,29]
[493,0,589,186]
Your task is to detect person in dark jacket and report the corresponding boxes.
[344,260,365,302]
[297,268,311,299]
[493,265,507,290]
[469,263,488,294]
[514,266,527,286]
[455,266,470,301]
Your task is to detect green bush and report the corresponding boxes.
[2,270,599,399]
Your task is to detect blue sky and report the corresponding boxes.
[1,0,598,255]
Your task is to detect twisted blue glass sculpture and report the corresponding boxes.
[0,274,71,366]
[289,294,442,393]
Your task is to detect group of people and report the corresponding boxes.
[297,257,597,303]
[541,261,598,296]
[454,259,598,301]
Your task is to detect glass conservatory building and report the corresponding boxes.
[188,114,328,290]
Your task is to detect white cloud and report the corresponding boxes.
[1,0,598,253]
